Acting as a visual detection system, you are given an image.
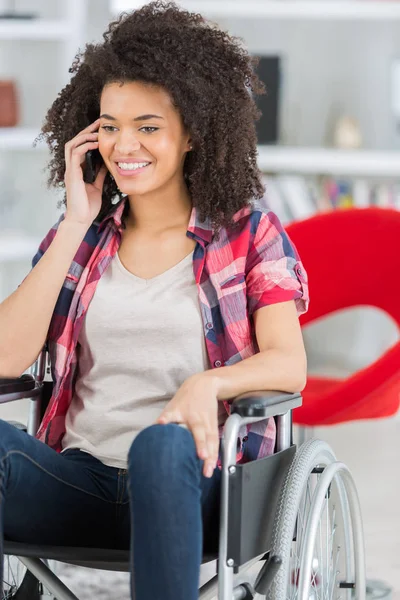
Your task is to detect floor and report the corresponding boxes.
[52,417,400,599]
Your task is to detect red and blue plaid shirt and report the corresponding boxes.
[29,198,309,465]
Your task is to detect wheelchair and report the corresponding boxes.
[0,347,366,600]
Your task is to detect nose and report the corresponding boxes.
[114,130,141,155]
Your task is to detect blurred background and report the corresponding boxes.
[0,1,399,598]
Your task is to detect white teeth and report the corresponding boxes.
[118,162,150,170]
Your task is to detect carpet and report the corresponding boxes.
[56,563,130,599]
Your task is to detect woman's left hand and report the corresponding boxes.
[156,373,219,478]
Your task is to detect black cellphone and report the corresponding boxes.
[84,149,102,184]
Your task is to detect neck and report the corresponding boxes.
[125,177,192,234]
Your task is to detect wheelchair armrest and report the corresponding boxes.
[0,374,42,404]
[230,390,302,418]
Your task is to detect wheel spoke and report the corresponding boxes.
[319,490,324,598]
[2,556,28,600]
[326,494,329,600]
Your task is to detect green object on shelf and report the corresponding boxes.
[0,13,37,20]
[0,0,36,19]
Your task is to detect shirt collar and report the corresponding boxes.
[97,196,214,245]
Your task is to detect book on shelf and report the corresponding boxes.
[260,174,400,224]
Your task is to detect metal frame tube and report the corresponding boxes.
[18,557,79,600]
[27,348,47,436]
[27,400,41,437]
[218,413,242,600]
[218,412,287,600]
[275,411,292,451]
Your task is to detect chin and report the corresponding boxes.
[117,180,154,195]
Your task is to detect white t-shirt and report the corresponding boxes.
[61,250,224,469]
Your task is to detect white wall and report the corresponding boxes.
[216,16,400,150]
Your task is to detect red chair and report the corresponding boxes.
[286,207,400,427]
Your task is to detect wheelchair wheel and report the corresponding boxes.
[2,557,40,599]
[268,438,366,600]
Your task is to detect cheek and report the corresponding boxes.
[155,135,173,152]
[153,136,184,166]
[98,138,113,159]
[155,129,182,152]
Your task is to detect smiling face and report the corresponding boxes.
[98,80,192,197]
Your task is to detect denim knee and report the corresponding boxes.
[0,419,19,455]
[0,418,25,485]
[128,423,199,482]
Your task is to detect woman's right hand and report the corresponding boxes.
[64,118,108,228]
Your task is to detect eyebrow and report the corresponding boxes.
[99,113,164,121]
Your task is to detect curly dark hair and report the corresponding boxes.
[36,0,266,233]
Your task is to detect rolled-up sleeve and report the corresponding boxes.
[246,210,309,316]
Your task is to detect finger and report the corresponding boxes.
[64,143,100,183]
[203,460,216,478]
[71,141,100,169]
[80,118,101,135]
[65,133,99,165]
[157,410,182,425]
[203,431,219,477]
[156,412,170,424]
[66,132,99,154]
[190,422,208,461]
[86,118,101,130]
[93,163,108,188]
[207,430,219,464]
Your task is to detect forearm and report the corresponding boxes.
[0,219,88,377]
[204,348,307,401]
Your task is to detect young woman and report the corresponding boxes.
[0,2,309,598]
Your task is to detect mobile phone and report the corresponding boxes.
[84,149,102,184]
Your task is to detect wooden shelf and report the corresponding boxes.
[0,128,46,150]
[0,19,73,40]
[112,1,400,20]
[0,231,40,262]
[257,146,400,177]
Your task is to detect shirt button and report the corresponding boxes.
[214,360,222,368]
[206,322,213,330]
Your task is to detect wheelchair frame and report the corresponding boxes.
[0,348,366,600]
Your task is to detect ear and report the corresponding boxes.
[185,135,193,152]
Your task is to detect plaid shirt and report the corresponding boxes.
[29,198,308,466]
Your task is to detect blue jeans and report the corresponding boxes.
[0,419,222,599]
